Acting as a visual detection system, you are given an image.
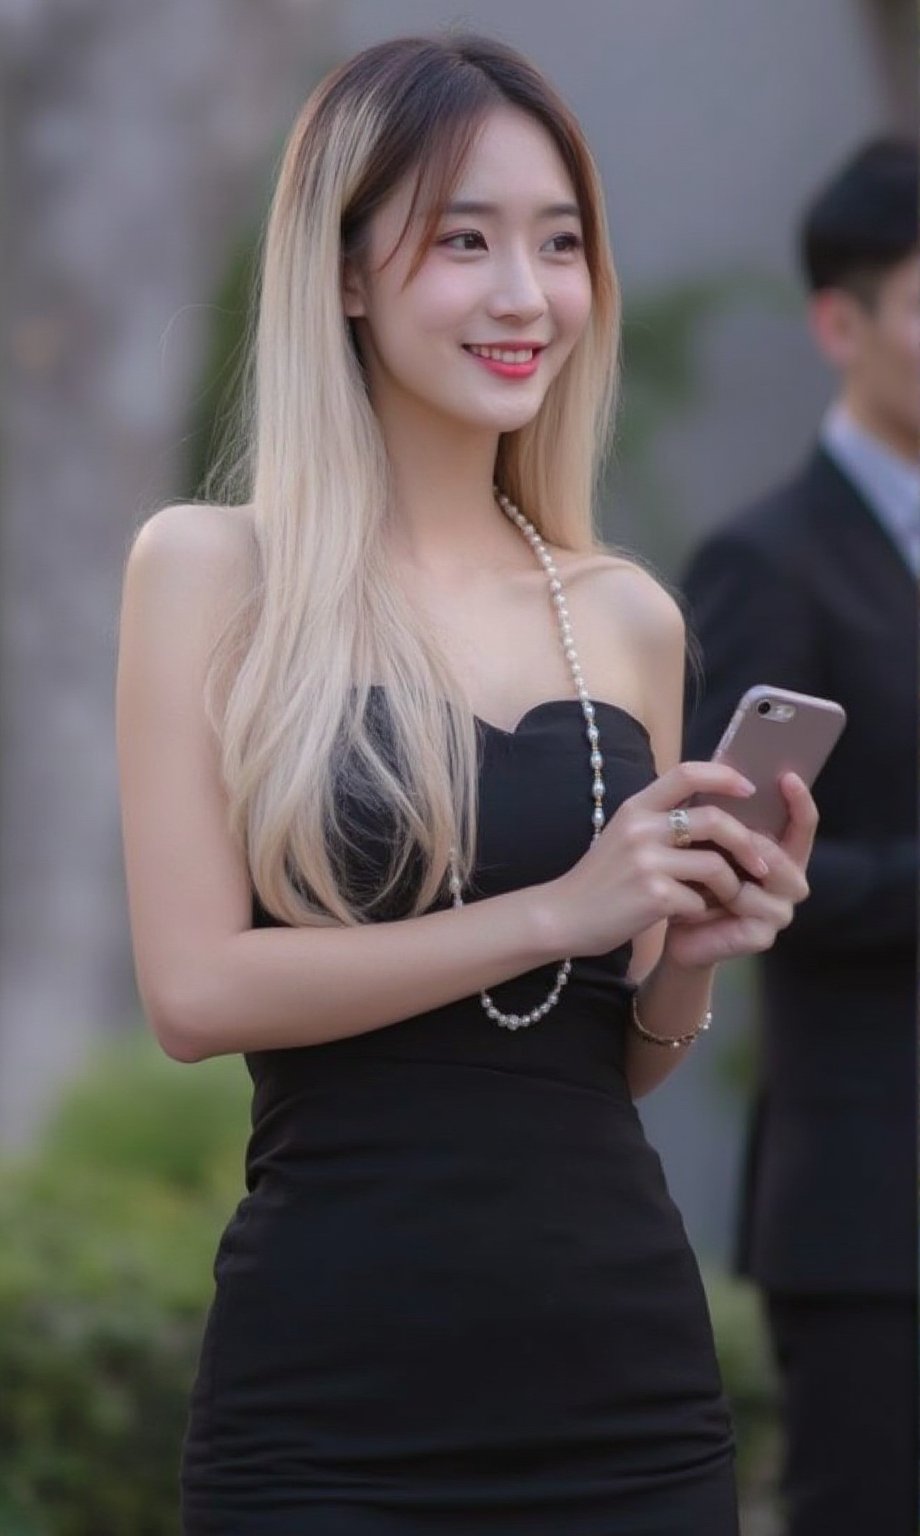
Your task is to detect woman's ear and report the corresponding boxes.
[341,257,366,319]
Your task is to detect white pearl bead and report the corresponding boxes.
[449,488,603,1032]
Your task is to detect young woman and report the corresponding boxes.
[116,34,816,1535]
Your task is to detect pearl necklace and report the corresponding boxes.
[447,487,606,1031]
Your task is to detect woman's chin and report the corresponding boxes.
[452,397,546,436]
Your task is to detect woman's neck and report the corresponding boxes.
[374,397,529,579]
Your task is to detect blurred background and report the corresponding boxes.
[0,1,914,1531]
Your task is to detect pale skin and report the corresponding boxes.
[117,106,817,1097]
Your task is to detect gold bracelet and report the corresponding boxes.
[629,989,712,1050]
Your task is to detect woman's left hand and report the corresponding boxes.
[661,772,818,971]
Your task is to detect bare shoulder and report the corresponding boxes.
[128,500,257,588]
[117,502,260,1057]
[559,549,685,647]
[123,501,259,644]
[549,550,685,754]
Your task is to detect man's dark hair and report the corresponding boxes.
[798,136,919,305]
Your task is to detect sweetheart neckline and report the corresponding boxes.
[365,685,651,745]
[473,696,651,744]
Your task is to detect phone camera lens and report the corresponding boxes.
[757,700,771,716]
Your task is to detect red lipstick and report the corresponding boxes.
[462,342,546,381]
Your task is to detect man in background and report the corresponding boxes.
[680,139,918,1534]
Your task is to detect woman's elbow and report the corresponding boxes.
[157,1021,207,1063]
[144,974,216,1064]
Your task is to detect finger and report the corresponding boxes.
[660,879,712,922]
[659,847,746,907]
[667,911,773,966]
[722,879,795,929]
[778,772,819,867]
[669,901,728,927]
[661,805,771,881]
[751,834,811,903]
[638,761,757,814]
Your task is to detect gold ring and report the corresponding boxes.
[668,807,693,848]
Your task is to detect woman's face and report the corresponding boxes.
[343,106,593,436]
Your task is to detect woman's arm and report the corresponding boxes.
[116,505,560,1063]
[621,570,718,1097]
[118,519,789,1071]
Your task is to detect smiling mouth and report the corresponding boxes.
[463,343,546,364]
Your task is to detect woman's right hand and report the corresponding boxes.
[543,762,771,958]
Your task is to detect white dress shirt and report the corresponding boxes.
[820,402,920,577]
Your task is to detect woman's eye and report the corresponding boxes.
[437,230,582,255]
[544,232,583,254]
[439,231,487,252]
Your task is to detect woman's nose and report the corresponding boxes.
[486,253,547,323]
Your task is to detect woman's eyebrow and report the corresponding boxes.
[439,199,581,219]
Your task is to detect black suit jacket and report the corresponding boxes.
[680,446,917,1296]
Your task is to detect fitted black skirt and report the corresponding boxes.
[180,1054,738,1535]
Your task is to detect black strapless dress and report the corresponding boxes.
[180,698,739,1534]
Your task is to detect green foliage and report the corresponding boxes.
[0,1034,778,1532]
[0,1035,249,1536]
[38,1030,250,1197]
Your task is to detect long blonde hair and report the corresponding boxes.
[205,34,620,926]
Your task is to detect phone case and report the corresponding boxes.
[688,684,847,839]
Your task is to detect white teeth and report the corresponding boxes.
[467,345,536,364]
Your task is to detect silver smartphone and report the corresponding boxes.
[688,684,847,841]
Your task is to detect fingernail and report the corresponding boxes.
[740,778,757,795]
[756,857,770,876]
